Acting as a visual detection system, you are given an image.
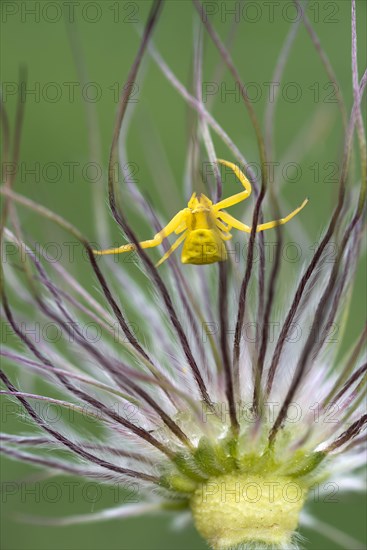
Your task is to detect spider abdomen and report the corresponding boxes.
[181,229,227,265]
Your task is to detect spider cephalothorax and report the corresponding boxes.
[94,159,308,265]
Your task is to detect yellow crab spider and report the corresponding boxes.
[93,159,308,266]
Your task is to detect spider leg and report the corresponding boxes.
[174,222,187,234]
[214,219,233,241]
[220,231,233,241]
[218,211,251,232]
[218,198,308,233]
[215,218,231,232]
[93,209,188,255]
[254,198,308,231]
[155,232,187,267]
[213,159,252,211]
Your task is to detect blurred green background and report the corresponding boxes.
[1,1,366,549]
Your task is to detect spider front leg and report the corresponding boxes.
[213,159,252,211]
[93,209,188,256]
[218,198,308,233]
